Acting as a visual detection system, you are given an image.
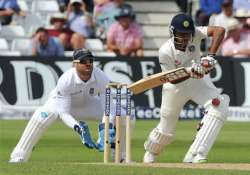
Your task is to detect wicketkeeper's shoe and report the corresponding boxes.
[74,121,96,149]
[96,123,115,152]
[192,154,208,163]
[143,151,156,163]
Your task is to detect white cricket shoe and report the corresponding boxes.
[192,154,207,163]
[143,151,156,163]
[183,152,194,163]
[9,157,25,163]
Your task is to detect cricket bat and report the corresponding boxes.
[128,67,192,95]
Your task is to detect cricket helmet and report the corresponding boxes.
[73,48,94,61]
[170,13,195,51]
[170,13,195,35]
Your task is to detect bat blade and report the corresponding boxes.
[128,67,191,95]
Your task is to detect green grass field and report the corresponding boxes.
[1,120,250,175]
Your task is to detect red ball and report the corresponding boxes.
[212,98,220,106]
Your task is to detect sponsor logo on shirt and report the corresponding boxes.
[89,88,94,96]
[183,20,190,28]
[70,90,82,95]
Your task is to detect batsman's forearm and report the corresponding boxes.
[209,27,225,54]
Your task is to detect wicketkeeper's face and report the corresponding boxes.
[74,58,94,80]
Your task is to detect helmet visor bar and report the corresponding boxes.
[173,33,192,51]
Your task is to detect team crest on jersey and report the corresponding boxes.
[188,45,195,52]
[89,88,94,96]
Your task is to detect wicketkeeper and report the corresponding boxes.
[9,48,134,163]
[143,13,229,163]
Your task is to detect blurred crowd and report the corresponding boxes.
[0,0,249,58]
[196,0,250,57]
[0,0,144,57]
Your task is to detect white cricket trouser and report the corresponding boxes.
[10,98,135,162]
[10,99,58,162]
[158,76,220,136]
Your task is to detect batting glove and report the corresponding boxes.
[190,60,205,79]
[200,55,217,74]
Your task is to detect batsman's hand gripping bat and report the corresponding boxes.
[127,67,192,95]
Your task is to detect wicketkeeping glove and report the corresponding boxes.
[190,60,205,79]
[96,122,115,152]
[200,55,217,74]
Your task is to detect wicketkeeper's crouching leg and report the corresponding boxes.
[183,94,230,163]
[9,107,58,163]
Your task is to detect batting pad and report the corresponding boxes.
[144,128,173,155]
[183,94,230,162]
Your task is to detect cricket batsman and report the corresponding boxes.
[143,13,229,163]
[9,48,134,163]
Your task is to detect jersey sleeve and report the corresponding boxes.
[56,76,78,129]
[55,74,72,114]
[195,26,208,40]
[95,68,110,92]
[93,68,109,111]
[158,43,176,72]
